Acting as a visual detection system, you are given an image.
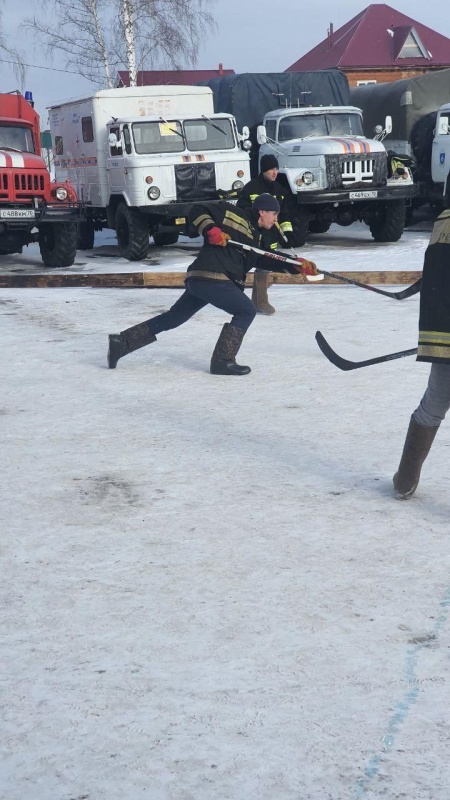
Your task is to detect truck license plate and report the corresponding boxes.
[349,190,378,199]
[0,209,35,219]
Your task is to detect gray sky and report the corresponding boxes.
[0,0,448,124]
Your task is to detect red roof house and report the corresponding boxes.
[117,65,235,87]
[286,4,450,86]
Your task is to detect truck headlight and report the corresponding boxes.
[232,180,244,190]
[54,187,68,201]
[147,186,161,200]
[243,140,252,150]
[302,171,314,185]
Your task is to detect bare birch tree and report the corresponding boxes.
[24,0,115,88]
[0,1,26,88]
[24,0,216,89]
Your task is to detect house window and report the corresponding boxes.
[397,29,430,59]
[357,80,377,86]
[82,116,94,143]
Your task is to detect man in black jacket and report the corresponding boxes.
[107,194,317,376]
[237,154,294,315]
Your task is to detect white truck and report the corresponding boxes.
[49,86,251,260]
[257,105,418,245]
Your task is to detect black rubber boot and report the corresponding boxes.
[210,323,251,376]
[108,322,156,368]
[252,270,275,315]
[393,416,439,500]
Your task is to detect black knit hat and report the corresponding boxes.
[260,153,279,172]
[252,193,280,213]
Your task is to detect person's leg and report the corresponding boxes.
[252,269,275,315]
[394,363,450,499]
[185,279,257,375]
[108,285,206,368]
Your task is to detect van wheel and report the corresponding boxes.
[77,219,95,249]
[39,222,77,268]
[291,211,309,246]
[309,220,331,234]
[116,204,150,261]
[153,230,179,247]
[369,200,405,242]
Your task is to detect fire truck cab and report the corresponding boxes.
[0,91,79,267]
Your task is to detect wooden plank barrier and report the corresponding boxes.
[0,271,422,289]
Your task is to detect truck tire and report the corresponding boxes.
[411,112,437,168]
[153,230,179,247]
[291,211,309,247]
[77,219,95,250]
[38,222,77,268]
[369,200,406,243]
[309,220,331,234]
[115,204,150,261]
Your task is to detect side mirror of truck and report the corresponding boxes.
[257,125,267,145]
[108,132,118,145]
[374,124,383,136]
[438,116,450,135]
[240,125,250,141]
[384,116,392,135]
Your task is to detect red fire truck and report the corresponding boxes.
[0,91,79,267]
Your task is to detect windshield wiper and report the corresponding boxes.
[201,115,227,136]
[0,145,23,152]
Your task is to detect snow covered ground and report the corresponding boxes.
[2,216,450,800]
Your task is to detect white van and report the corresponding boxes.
[49,86,251,259]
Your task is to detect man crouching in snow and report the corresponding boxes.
[107,194,318,376]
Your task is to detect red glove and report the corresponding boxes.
[206,226,231,247]
[293,257,319,276]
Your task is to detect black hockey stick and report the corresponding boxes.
[315,331,418,371]
[228,240,421,300]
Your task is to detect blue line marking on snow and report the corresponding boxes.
[354,588,450,797]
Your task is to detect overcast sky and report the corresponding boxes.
[0,0,448,124]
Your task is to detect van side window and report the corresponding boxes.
[82,117,94,143]
[54,136,64,155]
[265,119,277,142]
[123,125,132,154]
[109,127,122,157]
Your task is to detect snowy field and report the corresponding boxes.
[2,217,450,800]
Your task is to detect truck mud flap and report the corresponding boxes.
[175,162,216,202]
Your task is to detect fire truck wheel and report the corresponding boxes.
[308,220,331,234]
[152,230,179,247]
[77,220,95,250]
[369,199,406,243]
[291,210,309,247]
[116,204,150,261]
[39,222,77,268]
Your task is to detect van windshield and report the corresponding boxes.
[0,124,35,153]
[184,118,235,151]
[278,113,364,142]
[132,121,184,154]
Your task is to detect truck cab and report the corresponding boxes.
[431,103,450,196]
[257,106,417,244]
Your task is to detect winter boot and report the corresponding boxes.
[108,321,156,368]
[210,323,251,376]
[252,271,275,315]
[393,416,439,500]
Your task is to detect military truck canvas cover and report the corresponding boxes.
[200,71,350,130]
[351,69,450,143]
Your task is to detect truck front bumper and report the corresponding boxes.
[295,184,419,205]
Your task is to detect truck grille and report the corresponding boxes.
[325,153,387,190]
[0,171,46,200]
[175,162,216,202]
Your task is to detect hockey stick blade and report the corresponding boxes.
[315,331,418,371]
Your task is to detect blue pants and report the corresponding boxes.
[146,278,257,335]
